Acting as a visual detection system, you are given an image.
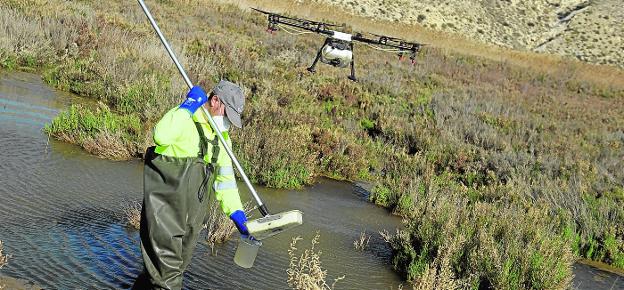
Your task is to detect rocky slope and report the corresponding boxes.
[309,0,623,68]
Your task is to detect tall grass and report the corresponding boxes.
[353,231,370,251]
[287,233,345,290]
[0,240,8,269]
[203,201,252,253]
[121,200,142,230]
[382,174,575,289]
[1,0,623,286]
[203,200,236,253]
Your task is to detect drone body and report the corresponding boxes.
[319,31,353,68]
[253,8,423,81]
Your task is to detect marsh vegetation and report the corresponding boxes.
[1,0,622,288]
[0,240,7,290]
[203,201,252,253]
[122,200,142,230]
[287,233,345,290]
[0,241,7,269]
[353,231,371,251]
[203,200,237,253]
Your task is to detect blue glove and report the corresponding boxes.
[179,86,208,114]
[229,210,250,236]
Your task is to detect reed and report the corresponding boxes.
[122,200,142,230]
[203,201,237,253]
[0,240,8,269]
[353,231,370,251]
[203,201,253,253]
[287,233,345,290]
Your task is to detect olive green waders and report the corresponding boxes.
[134,122,219,290]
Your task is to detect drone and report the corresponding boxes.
[252,8,424,81]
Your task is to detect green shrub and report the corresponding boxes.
[385,182,575,289]
[45,103,144,159]
[233,114,316,188]
[43,56,106,99]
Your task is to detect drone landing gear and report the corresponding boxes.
[307,38,328,74]
[347,66,356,82]
[347,42,356,82]
[307,40,358,81]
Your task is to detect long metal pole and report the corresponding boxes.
[137,0,269,216]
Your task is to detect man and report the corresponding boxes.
[133,80,250,290]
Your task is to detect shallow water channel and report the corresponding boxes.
[0,71,622,289]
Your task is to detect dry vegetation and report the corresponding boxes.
[121,196,250,251]
[122,200,142,230]
[224,0,624,91]
[0,241,7,269]
[0,240,8,290]
[203,200,237,253]
[353,231,370,251]
[1,0,623,288]
[204,201,253,254]
[202,201,249,253]
[287,233,344,290]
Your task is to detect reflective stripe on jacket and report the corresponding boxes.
[153,107,243,216]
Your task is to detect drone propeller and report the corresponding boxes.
[370,32,403,43]
[250,7,271,14]
[252,7,344,35]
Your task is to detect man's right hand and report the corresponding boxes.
[179,86,208,115]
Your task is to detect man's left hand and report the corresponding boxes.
[229,210,250,236]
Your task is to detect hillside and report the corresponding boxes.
[308,0,624,69]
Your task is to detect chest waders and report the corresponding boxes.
[137,122,219,290]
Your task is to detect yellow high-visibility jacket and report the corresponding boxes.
[153,107,243,216]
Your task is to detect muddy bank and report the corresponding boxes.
[0,276,42,290]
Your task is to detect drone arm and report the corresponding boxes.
[353,34,422,52]
[278,18,334,35]
[254,8,335,35]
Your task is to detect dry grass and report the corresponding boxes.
[0,240,8,269]
[0,241,6,290]
[287,233,345,290]
[379,229,397,244]
[353,231,370,251]
[203,201,253,254]
[122,200,142,230]
[82,130,135,160]
[203,201,237,253]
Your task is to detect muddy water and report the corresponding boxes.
[0,71,622,290]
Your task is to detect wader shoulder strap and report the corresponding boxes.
[210,133,220,165]
[194,122,212,202]
[193,121,221,167]
[193,122,208,158]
